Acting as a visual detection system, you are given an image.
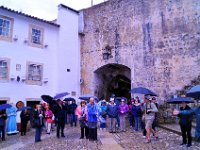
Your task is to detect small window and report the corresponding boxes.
[29,25,44,48]
[26,61,43,85]
[0,16,13,41]
[0,58,10,81]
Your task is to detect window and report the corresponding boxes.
[29,25,44,48]
[0,16,14,41]
[26,61,43,85]
[0,58,10,81]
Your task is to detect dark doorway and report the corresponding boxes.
[26,101,40,109]
[0,100,7,105]
[94,64,131,100]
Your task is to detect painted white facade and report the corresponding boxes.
[0,5,80,122]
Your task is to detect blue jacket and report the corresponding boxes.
[87,103,98,123]
[178,105,192,126]
[132,105,142,117]
[181,107,200,139]
[107,104,118,118]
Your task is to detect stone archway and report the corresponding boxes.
[94,63,131,100]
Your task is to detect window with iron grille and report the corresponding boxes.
[26,62,43,85]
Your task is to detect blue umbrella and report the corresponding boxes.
[53,92,69,99]
[130,87,157,96]
[63,97,76,102]
[79,95,98,101]
[17,106,32,111]
[186,85,200,99]
[167,97,194,104]
[0,104,12,111]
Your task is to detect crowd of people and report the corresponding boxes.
[0,95,199,148]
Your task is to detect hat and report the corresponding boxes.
[110,97,115,101]
[102,99,106,103]
[121,99,125,102]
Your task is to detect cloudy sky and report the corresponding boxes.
[0,0,106,20]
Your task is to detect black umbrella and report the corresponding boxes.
[0,104,12,111]
[17,106,32,111]
[167,97,194,104]
[64,97,76,102]
[130,87,157,96]
[186,85,200,99]
[41,95,53,103]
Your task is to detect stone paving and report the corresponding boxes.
[0,125,200,150]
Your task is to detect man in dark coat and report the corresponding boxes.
[178,102,192,147]
[54,99,67,138]
[20,110,30,136]
[69,100,77,127]
[0,110,7,141]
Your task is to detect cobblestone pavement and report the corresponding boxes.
[114,127,200,150]
[0,125,200,150]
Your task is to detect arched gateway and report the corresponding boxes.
[94,63,131,101]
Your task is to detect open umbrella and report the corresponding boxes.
[41,95,53,103]
[53,92,69,99]
[186,85,200,99]
[130,87,157,96]
[17,106,32,111]
[0,103,12,111]
[79,95,98,101]
[167,97,194,104]
[64,97,76,102]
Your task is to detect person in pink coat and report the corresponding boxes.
[118,99,129,132]
[76,100,88,139]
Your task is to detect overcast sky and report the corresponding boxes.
[0,0,106,20]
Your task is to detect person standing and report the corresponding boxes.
[87,97,98,141]
[132,99,142,131]
[107,97,118,133]
[76,100,88,139]
[7,104,18,134]
[0,110,7,141]
[69,100,77,127]
[33,104,44,142]
[128,99,135,128]
[44,105,53,134]
[177,102,192,147]
[118,99,129,132]
[54,99,67,138]
[20,110,30,136]
[98,100,107,131]
[144,98,158,143]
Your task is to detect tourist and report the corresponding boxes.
[76,100,88,139]
[132,98,142,131]
[33,104,44,142]
[144,97,158,143]
[128,99,135,128]
[54,99,67,138]
[69,100,77,127]
[0,110,7,141]
[20,110,30,136]
[173,105,200,142]
[98,100,107,131]
[44,105,53,134]
[151,97,158,132]
[118,99,129,132]
[107,97,118,133]
[87,97,98,141]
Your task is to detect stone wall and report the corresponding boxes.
[80,0,200,100]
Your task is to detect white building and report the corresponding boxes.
[0,4,80,112]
